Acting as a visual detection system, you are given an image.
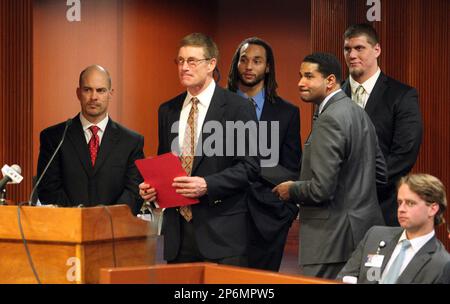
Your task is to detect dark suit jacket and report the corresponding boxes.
[247,96,301,242]
[289,90,386,266]
[37,114,145,214]
[158,85,260,261]
[342,73,423,225]
[338,226,450,284]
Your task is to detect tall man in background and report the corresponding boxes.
[342,24,423,226]
[228,37,301,271]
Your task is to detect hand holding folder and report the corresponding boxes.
[135,153,199,208]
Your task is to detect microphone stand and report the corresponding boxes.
[27,118,72,206]
[0,188,6,205]
[16,118,71,284]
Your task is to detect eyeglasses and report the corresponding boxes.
[174,57,211,68]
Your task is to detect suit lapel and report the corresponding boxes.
[358,229,400,284]
[341,79,351,98]
[396,237,436,284]
[363,73,387,116]
[304,106,318,145]
[259,98,274,151]
[93,119,120,175]
[259,97,273,121]
[320,90,348,114]
[379,231,403,274]
[342,74,387,116]
[67,115,93,176]
[167,94,185,154]
[191,86,226,174]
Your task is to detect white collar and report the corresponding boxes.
[318,89,342,114]
[79,113,109,132]
[184,80,216,109]
[398,229,435,253]
[349,67,381,95]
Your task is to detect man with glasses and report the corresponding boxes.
[139,33,259,266]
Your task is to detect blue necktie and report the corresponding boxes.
[380,239,411,284]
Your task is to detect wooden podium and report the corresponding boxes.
[0,204,157,284]
[99,263,339,284]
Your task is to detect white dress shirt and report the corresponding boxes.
[79,113,109,145]
[349,68,381,108]
[318,89,342,115]
[380,229,435,282]
[178,80,215,150]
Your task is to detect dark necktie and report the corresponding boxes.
[88,125,100,166]
[248,97,258,120]
[312,107,319,124]
[305,107,319,143]
[313,109,319,121]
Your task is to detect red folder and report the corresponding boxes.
[135,153,199,208]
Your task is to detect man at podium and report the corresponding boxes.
[36,65,144,214]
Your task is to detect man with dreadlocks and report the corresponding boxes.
[227,37,302,271]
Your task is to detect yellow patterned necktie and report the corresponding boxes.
[179,97,199,222]
[354,84,366,108]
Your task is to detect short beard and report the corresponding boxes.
[349,67,364,79]
[238,73,265,88]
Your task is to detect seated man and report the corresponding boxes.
[337,173,450,284]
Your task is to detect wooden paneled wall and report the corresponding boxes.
[215,0,312,145]
[0,0,33,203]
[2,1,448,250]
[32,0,217,169]
[311,0,450,249]
[32,0,311,163]
[5,0,311,204]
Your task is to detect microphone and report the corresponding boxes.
[0,164,23,191]
[28,118,72,206]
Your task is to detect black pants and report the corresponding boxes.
[247,218,291,271]
[168,218,248,267]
